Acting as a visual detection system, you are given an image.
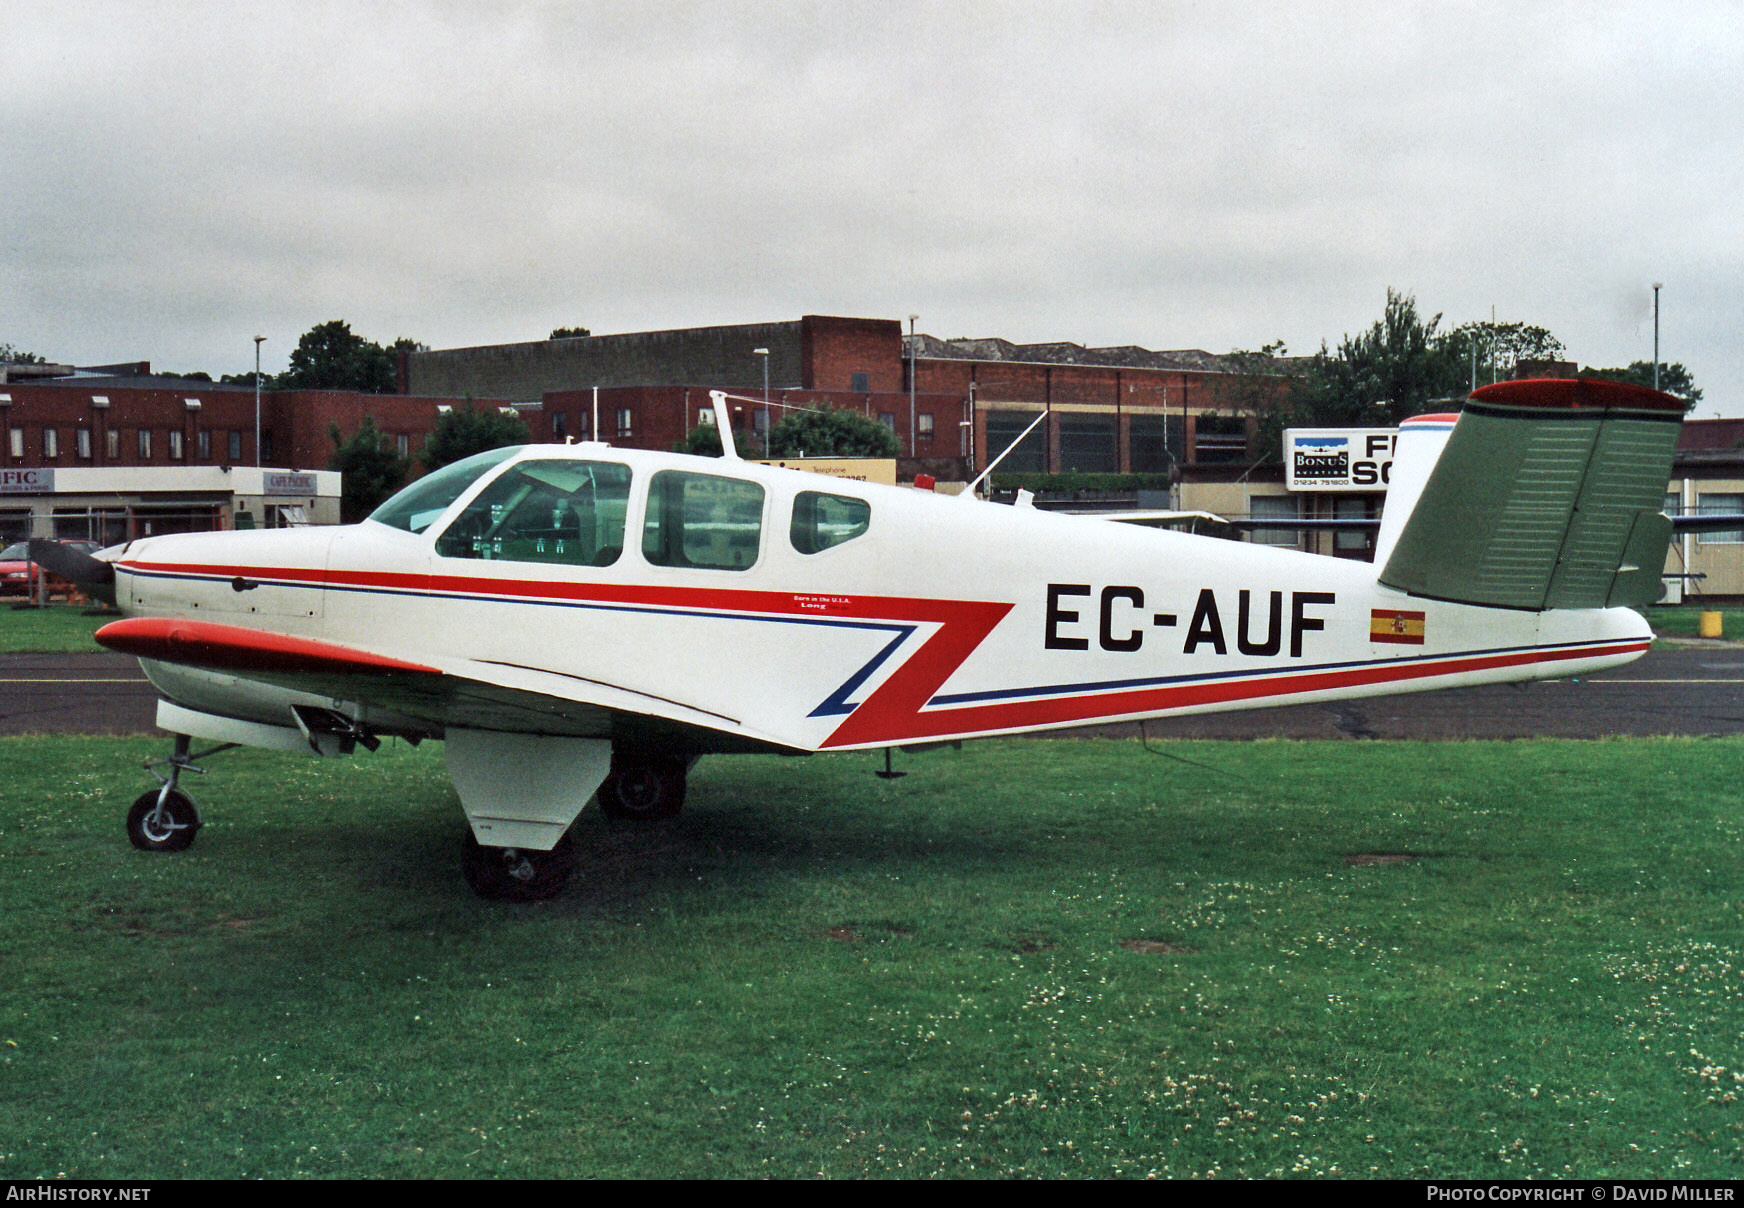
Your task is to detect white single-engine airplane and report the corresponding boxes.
[36,377,1695,899]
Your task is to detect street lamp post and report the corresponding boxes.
[1652,283,1662,393]
[253,335,265,467]
[907,314,918,459]
[754,347,770,457]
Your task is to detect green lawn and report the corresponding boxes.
[1646,605,1744,641]
[0,602,113,653]
[2,736,1739,1178]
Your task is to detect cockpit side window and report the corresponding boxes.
[433,459,632,567]
[790,490,871,554]
[369,446,523,534]
[641,470,764,570]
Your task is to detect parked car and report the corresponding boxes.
[0,539,102,597]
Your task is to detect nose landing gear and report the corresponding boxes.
[124,734,237,852]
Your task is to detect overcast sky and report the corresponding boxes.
[4,2,1740,412]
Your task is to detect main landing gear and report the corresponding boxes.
[124,734,236,852]
[596,754,689,821]
[458,753,691,900]
[460,830,579,902]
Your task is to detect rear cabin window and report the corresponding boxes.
[790,490,871,554]
[434,459,632,566]
[641,470,764,571]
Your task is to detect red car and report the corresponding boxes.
[0,539,103,597]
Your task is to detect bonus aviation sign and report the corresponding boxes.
[1284,429,1396,492]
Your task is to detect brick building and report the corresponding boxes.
[1,313,1290,543]
[406,313,1283,477]
[0,367,508,543]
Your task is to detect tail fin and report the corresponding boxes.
[1376,378,1684,611]
[1372,411,1460,568]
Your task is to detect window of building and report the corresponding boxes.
[7,428,21,460]
[106,429,120,459]
[1698,492,1744,544]
[616,408,634,438]
[396,433,410,456]
[917,412,935,440]
[434,459,632,567]
[1333,495,1380,558]
[261,430,273,462]
[850,372,870,394]
[1192,415,1248,464]
[791,491,870,554]
[982,411,1046,474]
[77,428,93,460]
[877,412,896,430]
[1128,413,1182,474]
[551,411,566,442]
[1248,494,1300,547]
[197,430,210,460]
[168,430,183,460]
[44,428,60,459]
[641,470,764,571]
[1059,414,1117,473]
[228,431,242,461]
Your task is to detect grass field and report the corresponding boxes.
[1,735,1739,1179]
[0,603,113,653]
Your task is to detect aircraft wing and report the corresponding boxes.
[95,616,792,754]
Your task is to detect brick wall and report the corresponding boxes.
[407,321,809,399]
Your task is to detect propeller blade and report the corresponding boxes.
[27,539,117,605]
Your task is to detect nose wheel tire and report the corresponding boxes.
[460,830,578,901]
[126,790,201,852]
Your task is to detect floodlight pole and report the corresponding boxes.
[253,335,265,467]
[1652,283,1662,392]
[907,314,918,458]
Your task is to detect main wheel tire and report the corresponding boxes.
[597,758,687,820]
[126,789,200,852]
[460,830,578,901]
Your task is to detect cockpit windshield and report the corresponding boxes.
[368,446,524,534]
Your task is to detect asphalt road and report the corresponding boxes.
[4,645,1744,740]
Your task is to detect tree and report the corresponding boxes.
[329,416,412,523]
[1294,289,1470,429]
[1580,360,1701,408]
[549,326,591,340]
[277,320,406,393]
[0,343,44,364]
[680,406,902,459]
[767,407,903,458]
[420,402,529,473]
[1445,321,1566,386]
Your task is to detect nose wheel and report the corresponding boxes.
[124,734,236,853]
[126,788,200,852]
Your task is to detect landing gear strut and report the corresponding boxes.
[125,734,236,852]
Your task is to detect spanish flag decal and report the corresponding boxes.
[1370,608,1426,645]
